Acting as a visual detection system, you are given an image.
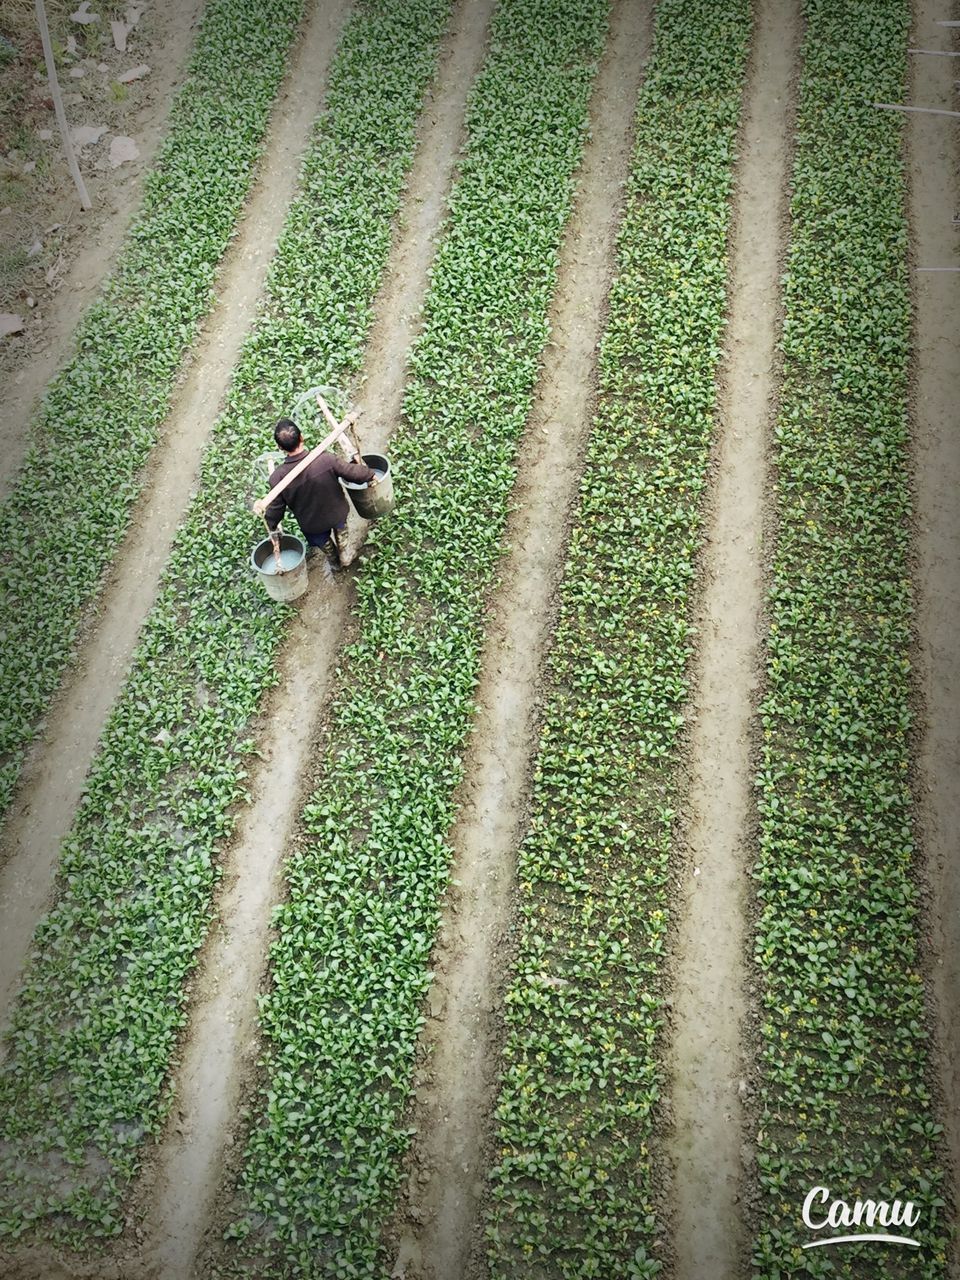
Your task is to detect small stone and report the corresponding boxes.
[71,124,108,148]
[22,161,36,174]
[27,239,42,257]
[69,66,86,78]
[66,34,78,54]
[117,62,150,83]
[97,62,110,72]
[0,314,25,337]
[70,1,100,22]
[111,18,129,51]
[26,296,36,308]
[38,129,53,141]
[108,134,139,167]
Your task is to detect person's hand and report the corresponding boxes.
[253,498,267,517]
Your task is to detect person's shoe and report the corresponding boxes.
[329,528,347,567]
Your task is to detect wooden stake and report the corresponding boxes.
[872,101,960,118]
[35,0,91,210]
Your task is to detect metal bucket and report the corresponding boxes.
[250,533,308,602]
[341,453,394,521]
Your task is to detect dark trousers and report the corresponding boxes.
[304,521,347,550]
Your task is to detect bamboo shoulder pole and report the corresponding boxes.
[315,393,363,463]
[253,408,362,513]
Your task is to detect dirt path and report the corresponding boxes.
[0,0,353,1038]
[667,2,798,1277]
[0,0,205,499]
[125,5,495,1276]
[906,0,960,1259]
[383,6,651,1278]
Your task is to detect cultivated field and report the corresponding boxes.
[0,0,956,1277]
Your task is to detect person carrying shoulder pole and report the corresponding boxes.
[254,418,376,569]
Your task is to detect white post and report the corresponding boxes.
[35,0,92,210]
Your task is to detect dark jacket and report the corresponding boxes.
[264,450,375,535]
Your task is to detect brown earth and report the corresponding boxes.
[666,1,799,1277]
[0,0,342,1051]
[907,1,960,1272]
[383,3,653,1277]
[0,0,956,1276]
[134,2,498,1277]
[0,0,205,496]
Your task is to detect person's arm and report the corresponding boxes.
[332,455,377,484]
[262,481,288,530]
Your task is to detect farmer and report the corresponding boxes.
[254,418,376,568]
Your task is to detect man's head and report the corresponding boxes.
[274,418,302,453]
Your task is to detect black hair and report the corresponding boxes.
[274,418,302,452]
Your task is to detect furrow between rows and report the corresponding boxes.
[0,0,308,827]
[207,2,614,1274]
[669,0,798,1275]
[130,1,496,1275]
[0,0,453,1257]
[0,0,353,1041]
[908,0,960,1244]
[384,2,653,1275]
[480,0,753,1274]
[747,0,952,1273]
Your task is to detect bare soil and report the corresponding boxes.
[382,4,652,1277]
[0,0,347,1036]
[666,1,798,1277]
[0,0,205,496]
[906,1,960,1269]
[1,2,956,1279]
[129,3,497,1276]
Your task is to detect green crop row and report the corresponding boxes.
[0,0,452,1246]
[749,2,950,1276]
[480,2,751,1276]
[0,0,308,823]
[212,2,611,1275]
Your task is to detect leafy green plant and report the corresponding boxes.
[213,2,612,1275]
[0,0,306,822]
[480,1,751,1274]
[748,1,951,1276]
[0,0,450,1246]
